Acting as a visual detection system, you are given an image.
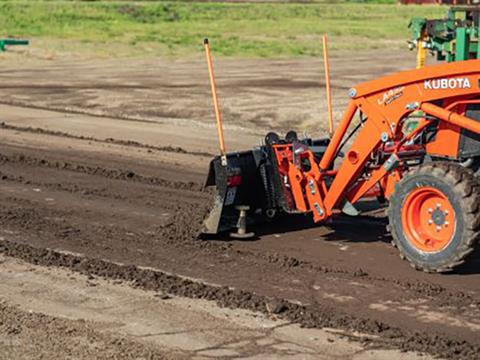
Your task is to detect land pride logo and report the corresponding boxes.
[377,86,405,106]
[424,77,472,90]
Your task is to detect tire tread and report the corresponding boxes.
[388,162,480,273]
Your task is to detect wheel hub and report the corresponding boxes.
[431,207,446,226]
[401,187,456,253]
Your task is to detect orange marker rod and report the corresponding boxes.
[322,34,334,138]
[204,38,227,165]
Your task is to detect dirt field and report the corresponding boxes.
[0,49,418,134]
[0,50,478,359]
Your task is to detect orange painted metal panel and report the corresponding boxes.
[273,60,480,222]
[320,60,480,217]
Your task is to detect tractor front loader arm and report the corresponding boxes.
[420,102,480,134]
[315,59,480,220]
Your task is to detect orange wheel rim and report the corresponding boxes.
[401,187,456,253]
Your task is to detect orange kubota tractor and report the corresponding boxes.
[202,8,480,273]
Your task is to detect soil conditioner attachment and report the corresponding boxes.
[202,8,480,273]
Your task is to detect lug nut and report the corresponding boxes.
[428,208,433,213]
[428,220,433,225]
[436,226,441,231]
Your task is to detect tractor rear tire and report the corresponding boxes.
[388,162,480,273]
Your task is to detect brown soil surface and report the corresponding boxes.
[0,52,478,359]
[0,50,416,133]
[0,254,432,360]
[0,300,174,360]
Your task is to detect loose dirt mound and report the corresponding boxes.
[156,201,215,248]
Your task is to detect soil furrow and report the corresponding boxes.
[0,238,478,360]
[250,248,480,309]
[0,171,128,200]
[0,154,477,338]
[0,152,203,191]
[0,122,214,157]
[0,99,159,125]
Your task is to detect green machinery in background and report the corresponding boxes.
[0,38,29,52]
[409,6,480,67]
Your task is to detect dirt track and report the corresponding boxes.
[0,52,478,359]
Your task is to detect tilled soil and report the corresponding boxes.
[0,254,433,360]
[0,300,175,360]
[0,134,478,359]
[0,50,417,133]
[0,239,479,359]
[0,55,478,359]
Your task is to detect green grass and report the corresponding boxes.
[0,1,445,58]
